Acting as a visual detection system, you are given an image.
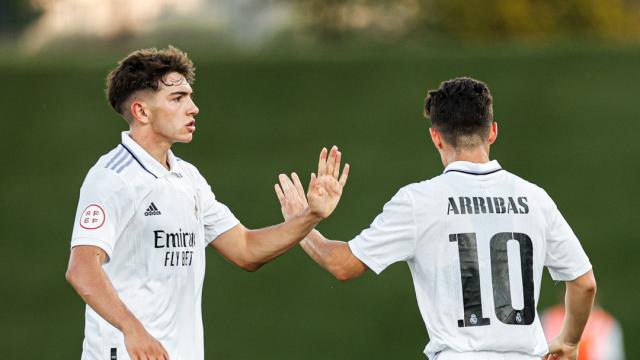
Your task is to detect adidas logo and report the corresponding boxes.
[144,202,162,216]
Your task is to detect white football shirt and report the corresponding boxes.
[349,160,591,359]
[70,132,239,360]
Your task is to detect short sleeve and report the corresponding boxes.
[543,197,592,281]
[70,169,134,260]
[195,174,239,244]
[348,188,417,274]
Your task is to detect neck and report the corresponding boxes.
[441,145,491,167]
[129,128,171,170]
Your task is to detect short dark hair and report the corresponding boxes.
[424,77,493,148]
[106,46,196,115]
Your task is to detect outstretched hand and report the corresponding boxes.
[275,172,309,221]
[274,146,349,221]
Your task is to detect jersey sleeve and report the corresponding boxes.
[70,168,135,261]
[195,173,239,244]
[348,188,417,274]
[543,195,592,281]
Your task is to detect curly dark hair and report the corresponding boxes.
[106,46,196,116]
[424,77,493,148]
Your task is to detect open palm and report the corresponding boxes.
[307,146,349,219]
[275,146,349,221]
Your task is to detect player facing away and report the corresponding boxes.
[275,77,596,360]
[65,46,349,360]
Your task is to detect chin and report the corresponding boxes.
[175,134,194,143]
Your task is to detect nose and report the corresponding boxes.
[188,98,199,116]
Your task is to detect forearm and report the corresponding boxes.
[300,230,366,281]
[560,270,597,345]
[299,230,340,275]
[66,251,144,334]
[244,208,322,266]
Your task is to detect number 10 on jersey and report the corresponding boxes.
[450,232,535,327]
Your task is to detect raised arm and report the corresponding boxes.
[274,166,367,281]
[210,146,349,271]
[544,270,597,360]
[66,246,169,360]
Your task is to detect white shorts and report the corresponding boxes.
[434,350,540,360]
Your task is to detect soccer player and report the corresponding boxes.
[275,77,596,360]
[65,46,349,360]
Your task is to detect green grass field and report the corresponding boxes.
[1,43,638,359]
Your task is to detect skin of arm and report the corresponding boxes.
[210,209,322,272]
[299,230,367,281]
[274,169,367,281]
[544,269,597,360]
[211,146,350,272]
[66,245,169,360]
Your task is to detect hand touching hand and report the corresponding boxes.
[542,337,578,360]
[274,172,309,221]
[275,146,349,221]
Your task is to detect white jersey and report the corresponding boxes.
[349,160,591,359]
[70,132,239,360]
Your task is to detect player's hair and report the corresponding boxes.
[424,77,493,148]
[106,46,195,117]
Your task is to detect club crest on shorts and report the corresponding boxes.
[80,204,105,229]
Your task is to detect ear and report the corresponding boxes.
[487,122,498,145]
[129,100,151,125]
[429,127,444,150]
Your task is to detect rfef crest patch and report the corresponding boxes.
[80,204,105,229]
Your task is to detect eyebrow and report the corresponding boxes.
[169,91,192,96]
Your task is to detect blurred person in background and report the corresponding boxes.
[64,46,349,360]
[542,298,625,360]
[275,77,596,360]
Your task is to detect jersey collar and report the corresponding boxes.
[443,160,503,175]
[120,131,183,178]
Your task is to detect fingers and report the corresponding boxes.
[291,172,306,202]
[308,172,317,194]
[333,150,341,178]
[325,146,338,177]
[317,147,327,176]
[279,174,299,202]
[161,344,170,360]
[274,184,286,206]
[339,163,350,187]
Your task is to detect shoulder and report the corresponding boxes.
[383,180,440,210]
[92,144,157,181]
[174,157,201,178]
[401,176,444,199]
[174,157,209,185]
[506,170,555,204]
[173,157,217,195]
[81,146,135,200]
[81,166,132,199]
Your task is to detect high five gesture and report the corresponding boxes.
[275,146,349,220]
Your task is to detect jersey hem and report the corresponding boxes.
[207,218,240,244]
[348,240,385,274]
[71,238,114,261]
[549,262,592,282]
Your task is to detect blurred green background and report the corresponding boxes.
[1,0,640,359]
